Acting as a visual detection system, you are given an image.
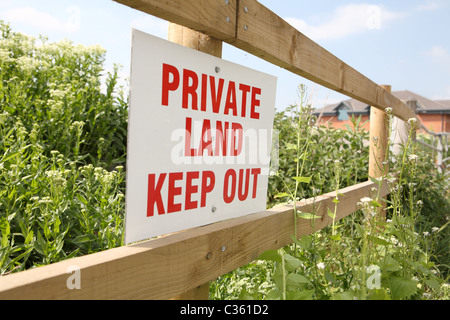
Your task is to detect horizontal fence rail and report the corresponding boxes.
[0,181,387,300]
[113,0,416,122]
[418,123,450,174]
[0,0,405,300]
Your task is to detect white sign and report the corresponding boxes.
[125,29,277,244]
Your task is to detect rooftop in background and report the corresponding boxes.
[312,90,450,133]
[313,90,450,116]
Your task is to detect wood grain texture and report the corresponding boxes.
[168,23,223,58]
[113,0,416,121]
[369,85,391,179]
[233,0,415,121]
[113,0,237,41]
[167,21,223,299]
[0,181,387,300]
[0,0,400,300]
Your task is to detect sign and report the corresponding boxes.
[125,29,277,244]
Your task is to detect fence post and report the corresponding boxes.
[406,100,417,142]
[369,85,391,178]
[391,99,417,156]
[166,22,223,300]
[369,85,391,220]
[437,134,443,173]
[168,23,222,58]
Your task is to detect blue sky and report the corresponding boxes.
[1,0,449,110]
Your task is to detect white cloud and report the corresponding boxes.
[285,4,404,41]
[2,6,81,33]
[425,46,450,71]
[426,46,450,59]
[415,0,447,12]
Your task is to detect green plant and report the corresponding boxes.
[1,23,447,300]
[267,105,369,209]
[211,87,449,300]
[270,85,316,241]
[0,21,127,274]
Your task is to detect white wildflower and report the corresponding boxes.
[38,196,52,204]
[407,118,417,126]
[317,262,325,270]
[408,154,419,161]
[387,177,397,184]
[432,227,439,233]
[49,88,67,100]
[70,121,85,134]
[360,197,372,204]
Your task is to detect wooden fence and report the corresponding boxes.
[0,0,415,300]
[417,124,450,175]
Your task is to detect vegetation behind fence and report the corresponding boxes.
[0,0,448,300]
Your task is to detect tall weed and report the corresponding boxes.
[211,86,449,300]
[0,23,447,299]
[0,21,127,274]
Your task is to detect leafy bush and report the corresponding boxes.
[267,88,369,208]
[0,23,447,299]
[211,87,449,300]
[0,21,127,273]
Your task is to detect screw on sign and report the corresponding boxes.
[161,63,262,120]
[125,30,277,244]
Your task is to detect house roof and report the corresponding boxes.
[435,100,450,108]
[313,90,450,116]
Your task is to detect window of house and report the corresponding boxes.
[336,104,350,121]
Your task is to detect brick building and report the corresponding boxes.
[313,90,450,132]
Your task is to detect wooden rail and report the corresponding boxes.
[418,123,450,174]
[113,0,416,123]
[0,181,387,300]
[0,0,410,299]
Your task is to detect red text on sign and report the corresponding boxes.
[161,63,261,120]
[147,170,215,217]
[184,117,243,157]
[223,168,261,204]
